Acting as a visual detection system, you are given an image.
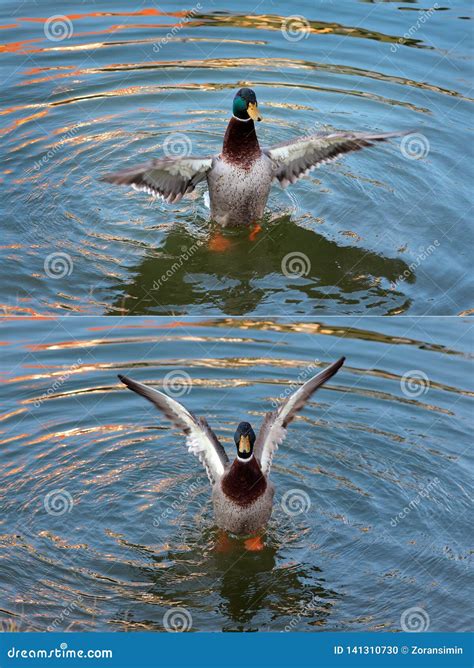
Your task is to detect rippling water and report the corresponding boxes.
[1,1,473,315]
[0,317,472,631]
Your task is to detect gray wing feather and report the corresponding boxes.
[254,357,345,476]
[118,374,228,485]
[102,157,213,204]
[264,131,408,188]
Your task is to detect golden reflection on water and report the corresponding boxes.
[17,59,469,104]
[0,9,427,57]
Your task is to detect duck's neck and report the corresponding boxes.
[221,117,261,167]
[222,457,266,507]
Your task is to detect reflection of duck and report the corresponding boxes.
[109,215,413,315]
[213,543,337,631]
[122,532,340,632]
[102,88,406,226]
[118,357,344,548]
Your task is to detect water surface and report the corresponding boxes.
[0,317,472,632]
[0,1,473,315]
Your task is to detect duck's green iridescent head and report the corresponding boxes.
[232,88,262,122]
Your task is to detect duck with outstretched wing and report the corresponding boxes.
[102,88,407,228]
[118,356,345,548]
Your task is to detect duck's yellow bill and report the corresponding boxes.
[247,102,262,122]
[239,435,251,453]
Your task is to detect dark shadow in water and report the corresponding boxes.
[111,529,340,632]
[109,216,413,316]
[210,540,338,632]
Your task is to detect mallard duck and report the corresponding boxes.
[118,356,345,542]
[102,88,406,227]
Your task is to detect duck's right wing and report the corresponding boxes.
[102,156,213,204]
[254,357,345,477]
[265,131,407,188]
[118,375,228,485]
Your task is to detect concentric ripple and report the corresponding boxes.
[0,316,472,631]
[0,2,473,315]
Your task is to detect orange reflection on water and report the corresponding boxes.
[87,320,205,331]
[0,110,48,137]
[18,8,186,22]
[0,408,26,423]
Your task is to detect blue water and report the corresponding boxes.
[0,1,473,315]
[0,317,472,632]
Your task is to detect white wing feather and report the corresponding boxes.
[255,357,345,476]
[118,375,228,485]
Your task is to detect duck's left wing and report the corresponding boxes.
[254,357,345,477]
[102,156,213,204]
[264,131,407,188]
[118,374,228,485]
